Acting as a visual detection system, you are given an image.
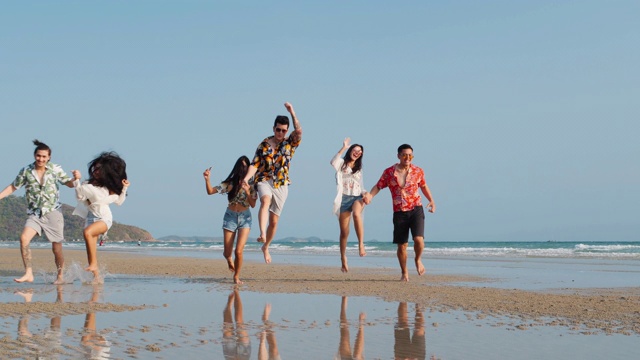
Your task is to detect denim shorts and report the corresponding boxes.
[340,194,363,213]
[222,208,252,232]
[86,211,113,230]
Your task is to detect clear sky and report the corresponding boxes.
[2,1,638,242]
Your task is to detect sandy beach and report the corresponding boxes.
[1,248,639,338]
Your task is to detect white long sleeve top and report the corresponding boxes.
[330,154,364,216]
[72,180,127,223]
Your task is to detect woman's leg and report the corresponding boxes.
[83,221,108,283]
[234,228,250,284]
[222,229,236,272]
[352,199,366,257]
[339,211,352,272]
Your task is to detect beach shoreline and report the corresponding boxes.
[1,248,639,337]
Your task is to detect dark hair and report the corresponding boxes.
[397,144,413,154]
[32,139,51,156]
[273,115,290,128]
[222,156,250,202]
[342,144,364,174]
[87,152,128,195]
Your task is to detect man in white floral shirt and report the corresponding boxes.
[0,140,80,284]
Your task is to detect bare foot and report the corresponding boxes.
[400,272,409,282]
[14,273,34,283]
[341,256,349,273]
[226,257,235,272]
[262,244,272,264]
[91,274,104,285]
[233,277,243,285]
[14,291,34,302]
[415,259,425,276]
[359,243,366,257]
[256,235,266,243]
[53,277,65,285]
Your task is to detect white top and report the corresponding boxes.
[72,180,127,223]
[330,154,364,216]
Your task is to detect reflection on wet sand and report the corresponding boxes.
[81,286,111,359]
[222,289,251,360]
[394,302,426,360]
[258,303,281,360]
[337,296,365,360]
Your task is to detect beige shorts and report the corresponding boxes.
[256,180,288,216]
[25,209,65,243]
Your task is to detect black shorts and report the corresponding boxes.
[392,206,425,244]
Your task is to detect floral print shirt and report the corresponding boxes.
[214,182,256,208]
[12,162,73,217]
[251,135,301,188]
[375,163,425,212]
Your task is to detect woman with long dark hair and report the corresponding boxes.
[73,151,129,284]
[204,156,256,284]
[331,138,367,273]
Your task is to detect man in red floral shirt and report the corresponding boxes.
[363,144,436,281]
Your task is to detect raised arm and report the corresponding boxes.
[285,102,302,143]
[330,137,350,170]
[203,167,219,195]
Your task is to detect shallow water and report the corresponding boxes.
[1,274,638,359]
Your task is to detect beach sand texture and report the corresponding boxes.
[1,249,639,358]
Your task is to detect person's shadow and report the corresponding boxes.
[337,296,365,360]
[394,302,426,360]
[222,289,251,360]
[258,303,281,360]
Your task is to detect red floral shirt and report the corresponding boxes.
[375,164,425,212]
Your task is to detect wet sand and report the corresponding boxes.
[1,248,639,337]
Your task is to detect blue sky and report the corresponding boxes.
[1,1,638,242]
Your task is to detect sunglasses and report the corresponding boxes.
[275,128,288,133]
[400,153,414,159]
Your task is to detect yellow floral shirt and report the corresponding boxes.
[251,135,301,188]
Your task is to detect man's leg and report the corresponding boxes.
[262,212,279,264]
[51,241,65,284]
[15,227,38,283]
[257,195,272,243]
[413,236,425,275]
[397,243,409,281]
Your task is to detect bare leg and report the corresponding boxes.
[354,311,366,360]
[234,228,249,284]
[397,243,409,281]
[83,221,108,284]
[52,241,65,284]
[15,227,37,283]
[262,211,279,264]
[256,195,272,242]
[338,296,352,358]
[352,199,366,257]
[222,229,236,272]
[413,236,425,276]
[338,212,352,272]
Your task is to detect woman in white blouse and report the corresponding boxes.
[331,138,367,273]
[73,152,129,284]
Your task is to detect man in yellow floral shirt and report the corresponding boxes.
[244,102,302,264]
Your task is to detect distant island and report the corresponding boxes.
[0,195,154,242]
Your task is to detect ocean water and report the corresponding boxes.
[3,239,640,259]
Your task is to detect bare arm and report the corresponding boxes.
[330,137,350,169]
[420,183,436,213]
[0,184,17,201]
[243,165,258,186]
[363,185,381,205]
[285,102,302,142]
[203,167,219,195]
[242,182,257,208]
[115,179,130,206]
[65,170,82,188]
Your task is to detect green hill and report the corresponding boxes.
[0,195,154,241]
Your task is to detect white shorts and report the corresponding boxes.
[25,210,64,243]
[256,180,288,216]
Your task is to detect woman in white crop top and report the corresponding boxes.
[204,155,256,284]
[330,138,367,273]
[73,152,129,284]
